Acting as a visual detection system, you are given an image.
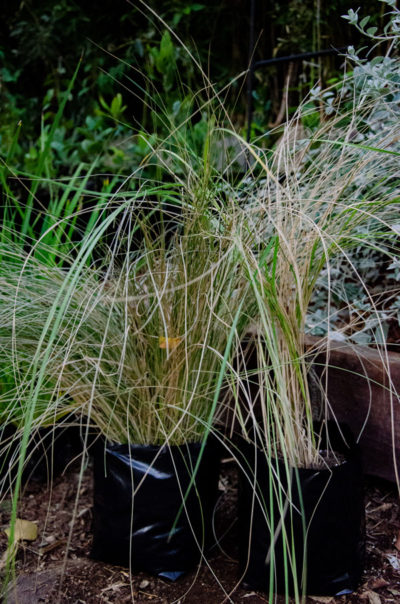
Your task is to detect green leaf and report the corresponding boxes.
[155,31,175,73]
[85,115,97,131]
[316,138,400,156]
[172,100,181,116]
[111,94,122,115]
[360,16,370,29]
[98,95,110,112]
[342,8,359,24]
[1,67,21,83]
[50,141,64,154]
[110,93,126,119]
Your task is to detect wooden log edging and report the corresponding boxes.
[306,336,400,484]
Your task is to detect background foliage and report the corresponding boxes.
[0,0,386,173]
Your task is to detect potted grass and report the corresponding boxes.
[85,202,247,579]
[233,51,400,598]
[1,184,248,579]
[0,182,177,574]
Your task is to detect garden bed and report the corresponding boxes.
[1,461,399,604]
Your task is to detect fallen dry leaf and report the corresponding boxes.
[309,597,334,603]
[241,593,268,602]
[365,590,382,604]
[386,553,400,571]
[39,538,66,555]
[100,581,127,595]
[1,519,38,571]
[368,503,393,514]
[369,578,389,590]
[4,519,38,542]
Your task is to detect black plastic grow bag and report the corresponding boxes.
[91,439,220,580]
[0,422,82,491]
[238,423,365,596]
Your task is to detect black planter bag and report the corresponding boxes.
[91,439,220,580]
[238,423,365,596]
[0,422,82,490]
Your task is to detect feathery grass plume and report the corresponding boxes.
[235,72,400,470]
[227,35,400,600]
[0,181,248,446]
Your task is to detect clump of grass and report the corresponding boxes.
[1,185,248,446]
[234,69,400,470]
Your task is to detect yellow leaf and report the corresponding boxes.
[5,519,38,542]
[159,336,181,350]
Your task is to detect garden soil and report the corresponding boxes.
[1,460,399,604]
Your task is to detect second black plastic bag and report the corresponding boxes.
[91,439,220,580]
[0,422,82,493]
[238,423,365,596]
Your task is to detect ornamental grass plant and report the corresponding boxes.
[235,56,400,471]
[0,21,251,582]
[0,184,248,446]
[0,166,250,590]
[230,17,400,598]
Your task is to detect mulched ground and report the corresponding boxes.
[0,459,399,604]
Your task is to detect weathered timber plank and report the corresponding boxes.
[307,336,400,484]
